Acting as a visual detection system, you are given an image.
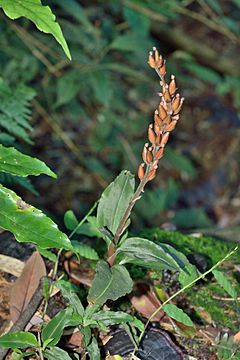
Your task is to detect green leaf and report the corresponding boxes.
[0,0,71,59]
[89,72,113,107]
[163,304,194,327]
[185,62,221,84]
[88,260,133,305]
[44,347,72,360]
[81,326,92,347]
[117,237,189,271]
[89,311,133,327]
[97,171,135,241]
[37,248,57,263]
[57,280,84,317]
[212,270,237,299]
[0,185,72,250]
[87,336,100,360]
[178,264,199,287]
[64,210,78,230]
[42,307,73,346]
[71,241,99,260]
[0,145,56,178]
[0,331,38,348]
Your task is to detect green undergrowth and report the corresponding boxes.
[140,228,240,331]
[141,228,239,264]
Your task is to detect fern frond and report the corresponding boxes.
[0,79,36,144]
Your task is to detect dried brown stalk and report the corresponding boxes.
[112,47,184,248]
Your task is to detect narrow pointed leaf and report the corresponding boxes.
[117,237,189,271]
[0,144,56,178]
[163,304,194,327]
[0,331,38,348]
[0,185,72,250]
[42,307,73,346]
[97,171,135,241]
[0,0,71,59]
[213,270,237,299]
[88,260,133,305]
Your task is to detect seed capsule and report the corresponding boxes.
[148,124,156,144]
[138,163,145,180]
[160,132,170,147]
[155,147,164,160]
[146,148,153,163]
[155,133,162,145]
[172,94,180,112]
[142,143,149,163]
[159,105,167,120]
[163,86,171,102]
[147,166,158,181]
[173,97,184,115]
[148,51,155,68]
[169,75,177,96]
[154,110,163,127]
[165,120,177,132]
[159,61,166,76]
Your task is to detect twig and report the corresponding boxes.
[0,278,49,360]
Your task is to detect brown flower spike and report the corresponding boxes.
[112,48,184,248]
[138,47,184,182]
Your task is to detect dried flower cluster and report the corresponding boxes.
[138,47,184,182]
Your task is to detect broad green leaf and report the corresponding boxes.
[42,307,73,346]
[89,311,132,327]
[97,171,135,241]
[213,270,237,299]
[163,304,194,327]
[87,336,100,360]
[185,62,221,84]
[88,260,133,305]
[178,264,199,287]
[44,347,72,360]
[117,237,189,271]
[0,185,72,250]
[0,0,71,59]
[0,145,56,178]
[71,241,99,260]
[64,210,78,230]
[57,280,84,317]
[0,331,38,348]
[173,207,212,228]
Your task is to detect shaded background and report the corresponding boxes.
[0,0,239,233]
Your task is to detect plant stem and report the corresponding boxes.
[130,246,238,358]
[113,165,150,245]
[37,332,44,360]
[69,200,99,239]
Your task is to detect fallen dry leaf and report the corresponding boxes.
[10,252,46,322]
[234,330,240,343]
[130,282,165,321]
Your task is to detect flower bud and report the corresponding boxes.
[160,132,169,147]
[169,75,177,96]
[155,147,164,160]
[148,124,156,144]
[142,143,149,163]
[172,94,180,112]
[138,163,145,180]
[158,104,167,120]
[165,120,177,132]
[146,148,153,163]
[159,61,166,76]
[147,166,158,181]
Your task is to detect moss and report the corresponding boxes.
[140,228,239,265]
[188,282,240,331]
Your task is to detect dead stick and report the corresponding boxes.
[0,277,48,360]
